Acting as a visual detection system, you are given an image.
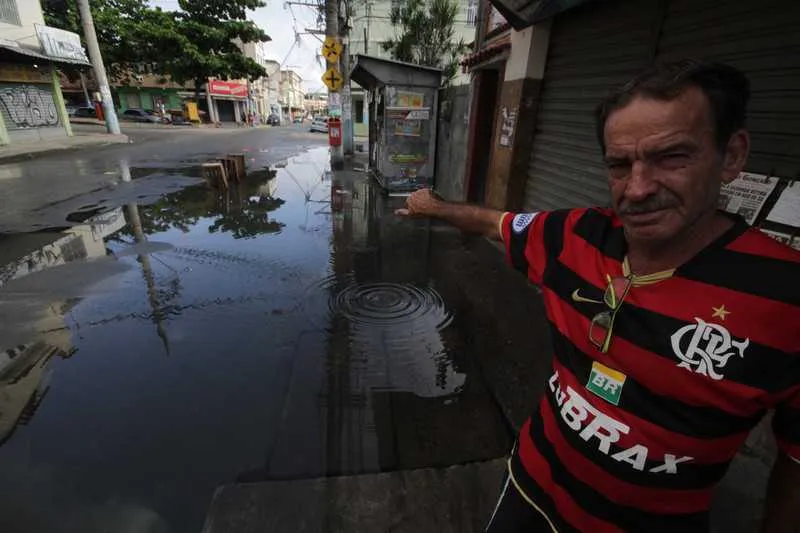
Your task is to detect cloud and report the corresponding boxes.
[250,2,327,93]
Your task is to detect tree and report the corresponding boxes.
[41,0,272,93]
[165,0,271,97]
[41,0,183,83]
[381,0,467,84]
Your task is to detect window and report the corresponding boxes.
[355,100,364,123]
[466,0,479,26]
[0,0,20,25]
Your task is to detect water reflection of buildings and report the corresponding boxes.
[0,208,126,446]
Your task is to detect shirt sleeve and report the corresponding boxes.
[500,211,549,285]
[773,386,800,462]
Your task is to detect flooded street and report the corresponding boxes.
[0,147,511,533]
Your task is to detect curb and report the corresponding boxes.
[0,135,131,164]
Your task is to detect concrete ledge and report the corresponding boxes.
[0,133,130,163]
[202,459,506,533]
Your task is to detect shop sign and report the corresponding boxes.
[35,24,89,63]
[405,109,429,120]
[208,79,248,98]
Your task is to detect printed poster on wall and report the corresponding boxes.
[760,229,800,251]
[766,181,800,228]
[717,172,778,224]
[396,91,424,108]
[393,119,421,137]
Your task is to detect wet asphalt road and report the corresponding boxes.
[0,124,329,233]
[0,138,512,532]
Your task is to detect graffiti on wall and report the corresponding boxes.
[0,85,59,129]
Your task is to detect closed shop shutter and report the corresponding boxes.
[125,92,141,109]
[140,92,154,111]
[523,0,658,211]
[0,82,63,142]
[657,0,800,179]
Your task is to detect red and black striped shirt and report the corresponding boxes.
[500,207,800,532]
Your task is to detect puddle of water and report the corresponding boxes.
[0,147,510,533]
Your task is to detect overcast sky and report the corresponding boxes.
[149,0,327,92]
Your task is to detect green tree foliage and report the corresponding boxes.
[381,0,467,84]
[41,0,182,82]
[166,0,271,95]
[41,0,271,92]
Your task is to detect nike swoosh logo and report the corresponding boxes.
[571,289,603,305]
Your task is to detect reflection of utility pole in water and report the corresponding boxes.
[320,179,369,475]
[125,203,171,356]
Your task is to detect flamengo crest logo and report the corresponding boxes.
[670,318,748,380]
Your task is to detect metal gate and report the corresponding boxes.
[657,0,800,179]
[523,0,658,211]
[524,0,800,210]
[0,82,63,142]
[125,92,141,109]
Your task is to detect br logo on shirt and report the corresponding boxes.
[512,213,537,234]
[670,318,749,380]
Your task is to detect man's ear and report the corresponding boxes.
[721,129,750,184]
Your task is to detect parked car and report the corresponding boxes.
[65,105,78,117]
[310,116,328,133]
[73,106,97,118]
[122,108,169,123]
[266,113,281,126]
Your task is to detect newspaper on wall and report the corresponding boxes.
[766,181,800,228]
[760,229,800,251]
[717,172,779,224]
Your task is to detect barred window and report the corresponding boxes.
[0,0,19,26]
[466,0,479,26]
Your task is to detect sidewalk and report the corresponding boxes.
[0,131,129,163]
[204,459,506,533]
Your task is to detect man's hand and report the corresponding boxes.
[395,189,442,218]
[394,188,505,241]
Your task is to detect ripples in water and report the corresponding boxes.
[305,275,463,397]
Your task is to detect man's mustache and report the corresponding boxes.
[618,193,679,215]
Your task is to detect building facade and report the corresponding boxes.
[304,91,327,116]
[263,59,280,117]
[279,69,304,120]
[239,41,272,121]
[0,0,89,145]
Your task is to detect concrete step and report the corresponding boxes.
[202,458,506,533]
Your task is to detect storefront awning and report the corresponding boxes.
[0,38,91,67]
[489,0,596,30]
[350,55,441,90]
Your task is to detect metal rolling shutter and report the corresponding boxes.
[657,0,800,179]
[523,0,658,211]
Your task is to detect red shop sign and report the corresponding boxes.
[208,79,248,97]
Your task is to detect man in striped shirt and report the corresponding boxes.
[397,60,800,532]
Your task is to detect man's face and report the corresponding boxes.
[603,87,741,244]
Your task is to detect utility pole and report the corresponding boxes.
[341,33,354,155]
[326,0,344,169]
[76,0,120,135]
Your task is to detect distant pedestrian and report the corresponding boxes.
[398,59,800,532]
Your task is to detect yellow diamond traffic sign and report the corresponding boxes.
[322,67,343,91]
[322,36,343,63]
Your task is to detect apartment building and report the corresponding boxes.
[279,69,304,120]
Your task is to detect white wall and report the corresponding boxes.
[0,0,46,49]
[350,0,477,85]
